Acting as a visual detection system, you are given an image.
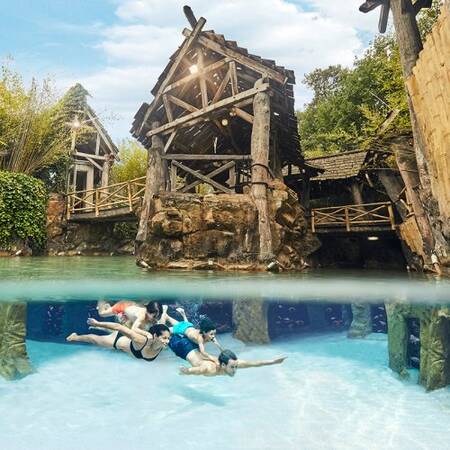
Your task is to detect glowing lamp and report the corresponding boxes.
[367,236,379,241]
[189,64,198,74]
[221,118,229,126]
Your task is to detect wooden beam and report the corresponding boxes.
[147,83,269,137]
[163,130,177,154]
[212,69,231,103]
[84,109,116,157]
[172,160,233,193]
[138,17,207,134]
[181,160,235,192]
[85,156,103,172]
[233,107,253,124]
[182,29,286,85]
[167,94,199,113]
[162,58,230,95]
[95,132,100,155]
[162,94,173,122]
[229,61,238,95]
[74,151,107,161]
[170,163,177,191]
[197,49,208,108]
[162,154,250,161]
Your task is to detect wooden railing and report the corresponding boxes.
[66,176,146,219]
[311,202,396,232]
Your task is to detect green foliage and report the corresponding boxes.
[111,139,147,183]
[299,2,442,158]
[0,171,48,249]
[113,222,138,241]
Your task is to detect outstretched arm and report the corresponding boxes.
[87,318,147,346]
[179,365,215,376]
[236,356,287,369]
[197,336,218,363]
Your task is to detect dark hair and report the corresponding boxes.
[199,317,216,334]
[145,301,161,318]
[148,324,170,336]
[218,349,237,365]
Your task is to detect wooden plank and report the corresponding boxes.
[85,156,103,172]
[197,49,209,108]
[147,83,269,137]
[181,160,235,192]
[172,160,232,193]
[95,133,100,155]
[162,58,231,94]
[167,94,199,113]
[138,17,207,133]
[183,30,286,85]
[229,61,238,95]
[212,69,231,103]
[162,154,250,161]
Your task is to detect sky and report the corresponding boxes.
[0,0,381,142]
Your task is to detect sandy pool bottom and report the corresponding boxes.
[0,333,449,450]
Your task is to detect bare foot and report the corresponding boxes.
[176,307,187,321]
[66,333,78,342]
[162,304,168,315]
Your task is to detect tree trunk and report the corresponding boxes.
[251,79,273,261]
[136,122,166,243]
[378,170,409,220]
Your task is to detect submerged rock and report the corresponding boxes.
[0,303,33,380]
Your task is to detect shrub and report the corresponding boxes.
[0,171,48,249]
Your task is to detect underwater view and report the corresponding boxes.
[1,257,450,450]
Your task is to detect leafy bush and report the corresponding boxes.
[0,171,48,249]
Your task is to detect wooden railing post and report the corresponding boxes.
[66,194,71,220]
[127,182,132,211]
[95,190,100,217]
[388,203,396,230]
[345,207,350,231]
[170,162,177,191]
[311,210,316,232]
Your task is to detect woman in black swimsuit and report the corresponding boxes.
[66,319,171,361]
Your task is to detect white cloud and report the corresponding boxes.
[68,0,379,141]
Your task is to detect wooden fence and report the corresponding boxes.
[406,3,450,221]
[66,176,146,219]
[311,202,396,232]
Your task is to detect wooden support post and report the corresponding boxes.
[127,182,133,212]
[301,175,311,210]
[311,209,315,233]
[136,122,166,243]
[95,190,99,217]
[388,203,396,230]
[350,181,364,205]
[101,156,110,188]
[250,79,273,261]
[170,163,177,191]
[345,207,350,232]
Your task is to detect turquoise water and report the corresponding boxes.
[1,257,450,450]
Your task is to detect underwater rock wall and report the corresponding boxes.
[46,194,135,256]
[0,303,32,380]
[386,303,450,391]
[135,185,319,271]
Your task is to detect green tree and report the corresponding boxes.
[111,139,147,183]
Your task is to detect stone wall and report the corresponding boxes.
[135,183,320,270]
[46,193,135,256]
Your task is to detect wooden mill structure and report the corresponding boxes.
[131,6,304,261]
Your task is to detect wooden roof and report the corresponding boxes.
[130,13,302,167]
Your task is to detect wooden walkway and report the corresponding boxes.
[311,202,396,233]
[66,177,146,222]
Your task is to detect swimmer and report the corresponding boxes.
[174,345,286,377]
[66,319,170,362]
[161,306,222,362]
[96,300,161,330]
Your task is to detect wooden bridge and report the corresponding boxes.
[311,202,396,233]
[66,176,146,221]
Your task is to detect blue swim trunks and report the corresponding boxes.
[172,321,194,335]
[169,334,199,360]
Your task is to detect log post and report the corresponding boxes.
[136,122,166,243]
[250,79,273,262]
[350,181,364,205]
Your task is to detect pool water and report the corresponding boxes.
[1,333,449,450]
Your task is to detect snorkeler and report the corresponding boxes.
[161,306,222,362]
[66,318,170,362]
[177,347,286,377]
[96,300,161,330]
